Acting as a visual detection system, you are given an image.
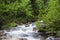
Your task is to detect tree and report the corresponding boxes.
[36,0,60,32]
[39,0,60,32]
[0,0,34,28]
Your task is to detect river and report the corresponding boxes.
[3,23,42,40]
[2,23,60,40]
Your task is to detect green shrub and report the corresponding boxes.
[2,22,17,29]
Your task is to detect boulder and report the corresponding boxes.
[0,30,4,36]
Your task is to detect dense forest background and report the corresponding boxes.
[0,0,60,34]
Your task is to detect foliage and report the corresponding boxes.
[0,0,33,24]
[36,0,60,32]
[35,0,44,20]
[0,0,60,32]
[2,22,17,29]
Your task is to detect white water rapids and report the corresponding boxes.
[4,23,41,40]
[2,22,60,40]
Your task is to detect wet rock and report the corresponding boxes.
[25,25,29,27]
[25,23,29,27]
[39,36,45,40]
[33,27,37,31]
[23,38,27,40]
[0,30,4,36]
[38,30,46,36]
[54,38,60,40]
[17,38,27,40]
[46,31,56,36]
[0,36,7,39]
[16,38,23,40]
[0,30,7,40]
[46,36,54,40]
[25,22,31,27]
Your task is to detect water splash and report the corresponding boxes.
[4,23,40,40]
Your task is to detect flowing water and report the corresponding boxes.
[4,23,41,40]
[2,23,59,40]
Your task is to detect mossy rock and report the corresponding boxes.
[2,22,17,29]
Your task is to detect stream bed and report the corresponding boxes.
[3,23,41,40]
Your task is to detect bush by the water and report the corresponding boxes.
[2,22,17,29]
